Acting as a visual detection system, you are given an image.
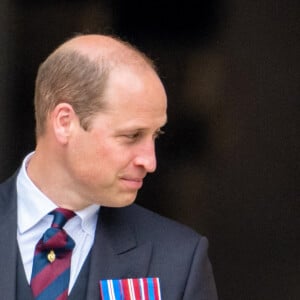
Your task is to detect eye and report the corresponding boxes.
[124,132,141,140]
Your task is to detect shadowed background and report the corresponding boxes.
[0,0,299,299]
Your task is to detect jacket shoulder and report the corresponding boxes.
[102,204,203,246]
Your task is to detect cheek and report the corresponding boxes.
[69,148,106,187]
[67,136,100,175]
[71,141,112,177]
[69,132,133,179]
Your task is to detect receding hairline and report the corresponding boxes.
[52,34,156,71]
[34,34,160,137]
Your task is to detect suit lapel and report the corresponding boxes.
[0,175,19,300]
[86,206,153,300]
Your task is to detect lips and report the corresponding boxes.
[120,177,144,190]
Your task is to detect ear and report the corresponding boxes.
[51,103,77,144]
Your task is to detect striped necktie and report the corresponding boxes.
[30,208,76,300]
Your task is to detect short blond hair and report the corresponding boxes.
[34,34,157,137]
[34,49,108,137]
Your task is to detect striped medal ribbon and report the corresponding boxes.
[99,277,161,300]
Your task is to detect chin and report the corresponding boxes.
[101,193,137,208]
[117,197,137,207]
[119,192,139,207]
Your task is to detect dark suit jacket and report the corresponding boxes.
[0,172,218,299]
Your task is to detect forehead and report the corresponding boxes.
[104,65,167,112]
[90,66,167,129]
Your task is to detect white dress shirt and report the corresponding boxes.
[17,152,100,293]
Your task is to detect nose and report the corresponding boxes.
[134,141,157,173]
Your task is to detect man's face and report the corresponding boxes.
[66,66,167,208]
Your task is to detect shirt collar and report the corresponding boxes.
[17,152,100,235]
[76,204,100,235]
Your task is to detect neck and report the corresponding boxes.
[27,147,90,211]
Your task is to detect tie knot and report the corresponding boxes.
[50,207,75,229]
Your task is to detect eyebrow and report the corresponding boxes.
[116,120,167,133]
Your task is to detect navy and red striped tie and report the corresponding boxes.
[30,208,75,300]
